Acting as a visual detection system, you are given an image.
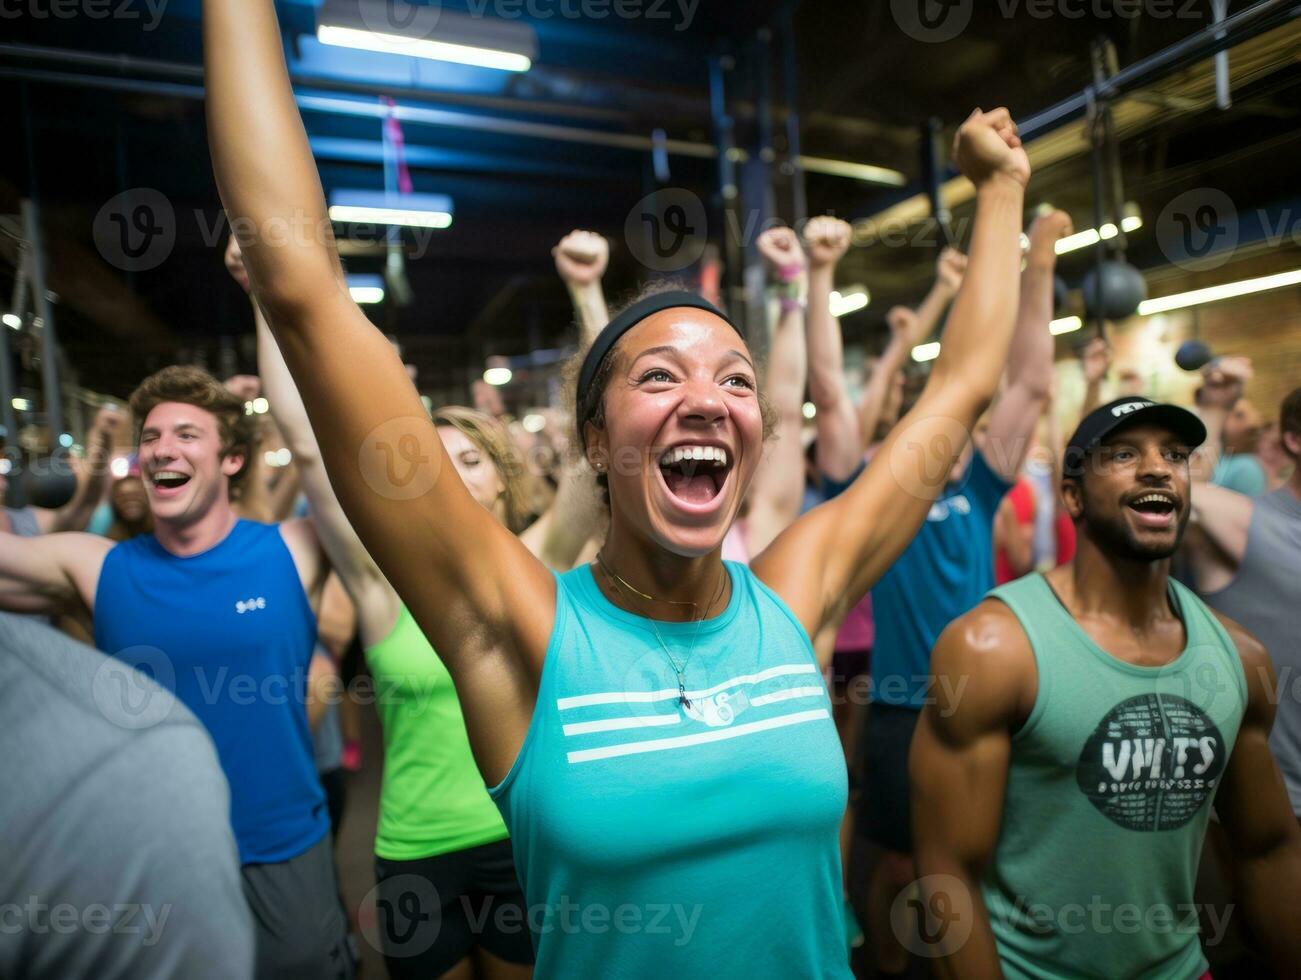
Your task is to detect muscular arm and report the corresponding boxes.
[1212,616,1301,973]
[912,601,1035,977]
[981,211,1069,482]
[1182,480,1253,595]
[204,0,552,782]
[803,217,861,482]
[754,109,1029,645]
[0,531,108,615]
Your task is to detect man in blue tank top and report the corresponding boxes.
[0,365,351,979]
[912,398,1301,978]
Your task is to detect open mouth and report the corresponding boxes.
[150,470,192,494]
[656,445,732,507]
[1126,491,1177,528]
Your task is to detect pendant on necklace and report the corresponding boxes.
[677,676,691,709]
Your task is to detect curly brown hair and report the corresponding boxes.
[128,365,259,499]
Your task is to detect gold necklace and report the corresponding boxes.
[596,552,727,709]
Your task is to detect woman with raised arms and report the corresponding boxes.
[204,2,1029,973]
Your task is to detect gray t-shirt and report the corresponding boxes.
[0,613,254,979]
[1201,487,1301,815]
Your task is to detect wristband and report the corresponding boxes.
[777,262,806,284]
[779,296,805,314]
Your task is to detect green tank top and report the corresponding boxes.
[982,574,1246,980]
[366,605,508,860]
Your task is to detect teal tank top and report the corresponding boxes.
[490,561,850,979]
[983,574,1247,980]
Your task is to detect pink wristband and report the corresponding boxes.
[777,262,806,284]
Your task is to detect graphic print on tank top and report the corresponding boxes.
[1076,693,1226,831]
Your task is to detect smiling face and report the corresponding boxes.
[138,402,244,526]
[111,475,149,523]
[1063,422,1192,562]
[584,310,764,557]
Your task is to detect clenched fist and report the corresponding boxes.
[935,247,967,294]
[952,107,1030,190]
[224,374,261,403]
[1079,337,1111,386]
[1026,209,1073,264]
[802,216,852,269]
[553,230,609,288]
[756,226,805,280]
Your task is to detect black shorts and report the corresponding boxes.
[374,837,534,978]
[856,702,921,853]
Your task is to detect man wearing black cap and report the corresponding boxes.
[911,398,1301,979]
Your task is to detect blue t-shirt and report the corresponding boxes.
[94,520,327,864]
[825,451,1011,710]
[1212,453,1267,498]
[491,562,851,979]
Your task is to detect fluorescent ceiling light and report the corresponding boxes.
[829,288,870,317]
[1137,268,1301,316]
[483,367,513,386]
[911,342,942,363]
[316,2,536,72]
[347,273,386,305]
[802,402,817,419]
[1050,316,1083,335]
[317,25,531,72]
[1054,213,1144,255]
[329,190,453,230]
[797,155,906,188]
[2,313,19,329]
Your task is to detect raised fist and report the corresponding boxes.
[224,374,261,403]
[552,230,609,287]
[224,234,251,294]
[952,107,1030,190]
[756,226,805,280]
[935,247,967,294]
[1196,356,1252,410]
[1079,337,1111,385]
[1027,209,1073,261]
[886,305,918,339]
[92,404,126,435]
[802,216,852,269]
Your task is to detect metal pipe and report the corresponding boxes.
[22,200,64,441]
[779,2,807,225]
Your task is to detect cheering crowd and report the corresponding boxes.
[2,2,1301,979]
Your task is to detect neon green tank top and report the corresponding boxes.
[982,574,1246,980]
[366,605,507,860]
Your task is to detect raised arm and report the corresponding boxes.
[981,209,1071,482]
[911,601,1034,977]
[744,226,809,555]
[803,216,861,482]
[224,235,399,647]
[1078,336,1110,418]
[36,406,125,534]
[913,246,966,345]
[551,229,609,346]
[856,306,921,454]
[204,0,553,780]
[0,531,108,616]
[756,108,1029,639]
[516,233,609,570]
[1212,616,1301,973]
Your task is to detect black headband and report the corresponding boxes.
[576,290,738,404]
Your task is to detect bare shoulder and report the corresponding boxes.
[50,532,114,611]
[930,598,1037,731]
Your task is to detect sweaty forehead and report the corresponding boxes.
[615,309,751,368]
